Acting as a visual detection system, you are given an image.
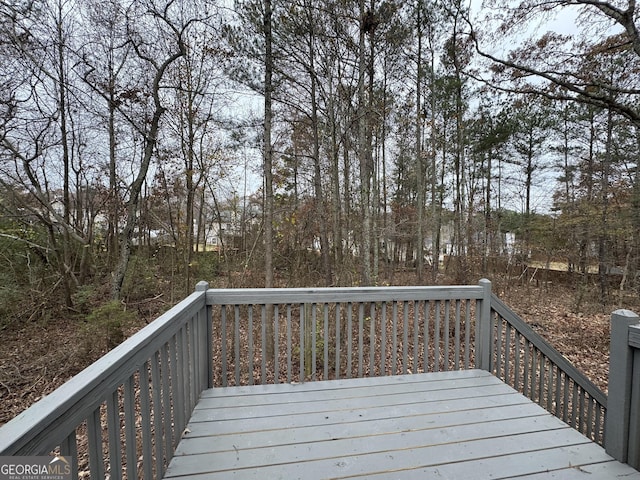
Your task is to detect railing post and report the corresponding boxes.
[477,279,492,372]
[195,281,213,389]
[605,309,640,466]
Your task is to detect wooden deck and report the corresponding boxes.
[163,370,640,479]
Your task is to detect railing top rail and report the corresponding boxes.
[490,293,607,408]
[0,289,207,456]
[206,285,485,305]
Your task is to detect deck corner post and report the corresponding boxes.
[605,309,640,466]
[477,278,492,372]
[194,281,213,388]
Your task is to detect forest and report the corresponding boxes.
[0,0,639,349]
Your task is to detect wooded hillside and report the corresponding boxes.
[1,1,639,407]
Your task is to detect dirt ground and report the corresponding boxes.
[0,278,637,426]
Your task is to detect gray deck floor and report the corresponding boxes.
[163,369,640,479]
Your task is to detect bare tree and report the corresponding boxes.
[111,0,200,299]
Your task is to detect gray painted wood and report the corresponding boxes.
[206,285,485,305]
[0,287,208,455]
[490,294,606,408]
[87,408,104,480]
[0,280,630,480]
[477,278,492,370]
[606,309,640,465]
[124,375,137,480]
[163,370,638,480]
[491,293,607,444]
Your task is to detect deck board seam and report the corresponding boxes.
[189,394,526,422]
[196,384,512,409]
[494,460,623,480]
[182,408,547,439]
[176,413,559,452]
[166,435,592,478]
[327,452,612,480]
[203,370,494,396]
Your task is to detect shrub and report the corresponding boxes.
[81,301,137,359]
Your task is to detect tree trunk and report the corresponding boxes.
[358,0,372,286]
[598,106,613,303]
[263,0,275,359]
[56,0,74,307]
[306,4,332,286]
[415,1,424,282]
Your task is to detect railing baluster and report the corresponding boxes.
[454,299,461,370]
[504,322,512,384]
[571,381,579,429]
[274,304,279,383]
[514,332,521,391]
[248,305,254,385]
[107,389,122,480]
[312,304,318,381]
[523,340,530,397]
[140,361,154,480]
[358,302,364,378]
[261,304,267,384]
[324,303,330,379]
[300,303,305,380]
[554,365,562,418]
[172,334,184,438]
[424,300,431,372]
[443,300,450,372]
[413,301,420,374]
[562,373,570,424]
[538,354,545,406]
[531,348,538,403]
[434,301,441,372]
[287,304,292,383]
[579,388,586,435]
[392,301,398,375]
[587,395,594,439]
[234,305,240,385]
[369,302,376,376]
[87,407,104,480]
[190,315,199,404]
[546,360,554,413]
[402,301,409,374]
[221,306,228,387]
[335,303,341,380]
[595,403,603,444]
[151,351,164,476]
[464,300,471,369]
[347,303,353,378]
[495,314,503,380]
[161,343,172,460]
[60,430,77,480]
[180,325,190,419]
[381,302,387,376]
[124,375,137,480]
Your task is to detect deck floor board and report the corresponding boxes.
[163,370,640,479]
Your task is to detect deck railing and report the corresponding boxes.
[209,279,607,446]
[1,279,637,478]
[0,282,212,480]
[209,282,488,386]
[488,294,607,445]
[605,309,640,470]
